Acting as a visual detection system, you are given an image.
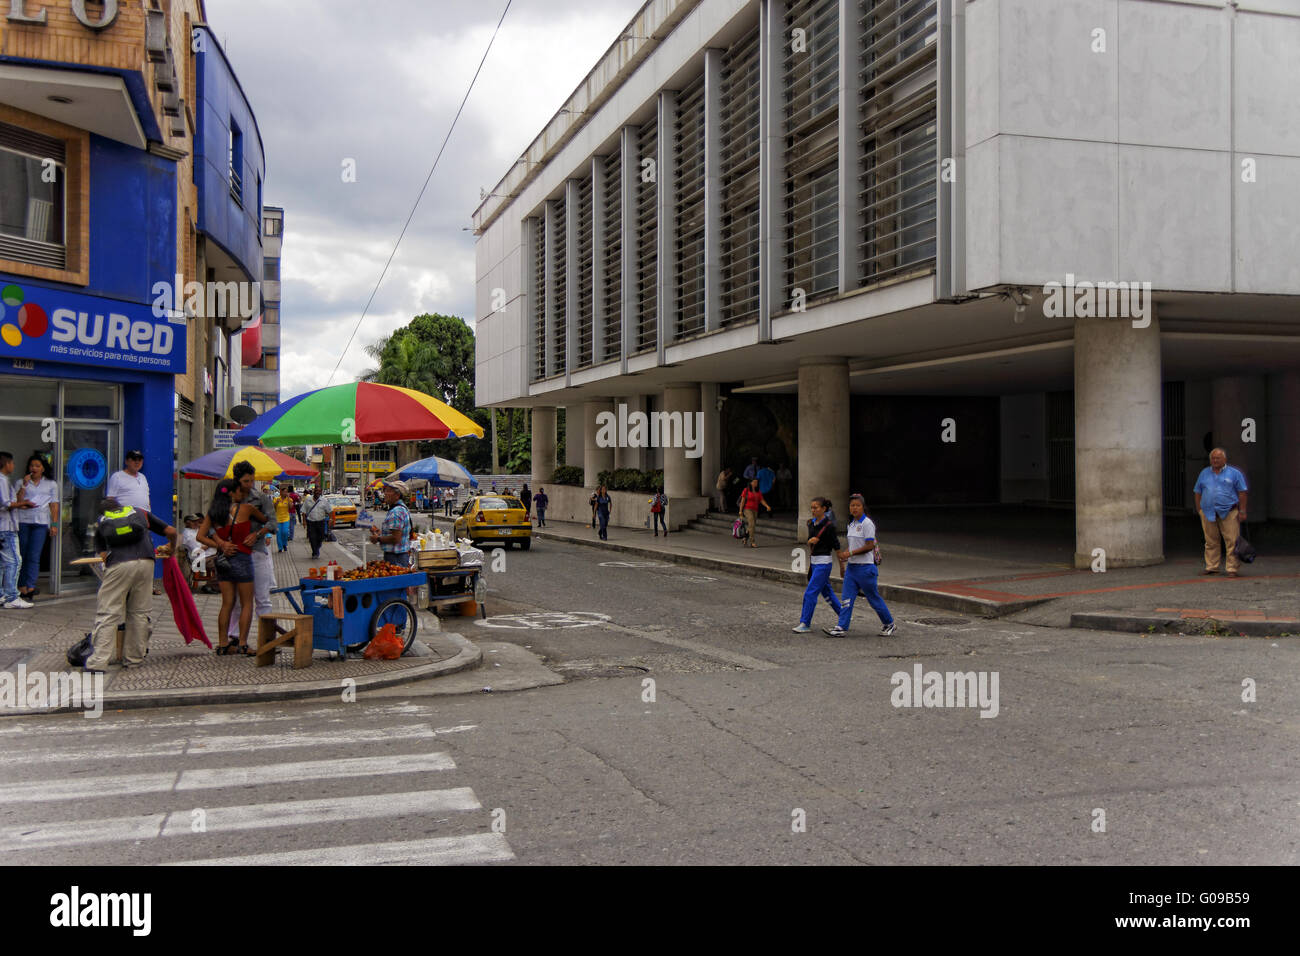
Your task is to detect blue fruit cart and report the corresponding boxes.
[271,572,425,657]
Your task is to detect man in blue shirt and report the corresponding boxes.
[1192,448,1249,577]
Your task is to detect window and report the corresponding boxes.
[0,121,67,269]
[263,258,280,281]
[263,306,279,325]
[228,119,243,205]
[264,216,282,237]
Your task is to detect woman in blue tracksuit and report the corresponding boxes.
[792,497,842,633]
[824,494,895,637]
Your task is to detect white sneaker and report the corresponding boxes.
[791,623,811,633]
[4,598,33,609]
[879,622,897,636]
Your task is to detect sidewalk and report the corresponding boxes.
[432,511,1300,638]
[0,527,481,716]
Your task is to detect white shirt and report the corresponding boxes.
[845,515,877,565]
[0,475,17,534]
[16,476,59,525]
[106,469,151,511]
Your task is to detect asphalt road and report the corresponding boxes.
[2,535,1296,865]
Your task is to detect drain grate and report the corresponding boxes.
[912,617,971,626]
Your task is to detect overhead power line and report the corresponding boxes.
[326,0,513,386]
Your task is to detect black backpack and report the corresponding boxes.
[67,633,93,668]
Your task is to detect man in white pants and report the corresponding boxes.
[226,462,276,643]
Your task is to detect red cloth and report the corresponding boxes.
[162,555,212,648]
[740,489,765,511]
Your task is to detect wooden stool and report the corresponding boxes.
[256,614,313,669]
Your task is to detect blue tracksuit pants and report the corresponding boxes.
[800,562,842,624]
[836,563,892,630]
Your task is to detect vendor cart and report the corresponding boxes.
[271,572,425,657]
[424,566,487,619]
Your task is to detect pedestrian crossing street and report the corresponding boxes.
[0,702,514,866]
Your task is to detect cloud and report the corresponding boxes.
[209,0,645,398]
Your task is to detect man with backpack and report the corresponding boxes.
[83,499,179,673]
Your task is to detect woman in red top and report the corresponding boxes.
[738,478,771,548]
[196,481,268,655]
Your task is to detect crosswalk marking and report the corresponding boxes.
[175,752,455,790]
[0,788,481,851]
[0,703,436,737]
[0,752,454,803]
[173,832,515,866]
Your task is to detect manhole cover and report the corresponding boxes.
[912,617,971,626]
[554,662,650,679]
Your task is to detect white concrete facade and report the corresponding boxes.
[473,0,1300,558]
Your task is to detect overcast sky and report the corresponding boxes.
[209,0,644,399]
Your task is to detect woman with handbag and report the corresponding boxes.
[196,480,268,655]
[738,478,770,548]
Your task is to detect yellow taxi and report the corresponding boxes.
[322,494,358,528]
[453,495,532,550]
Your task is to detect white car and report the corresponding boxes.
[342,487,361,504]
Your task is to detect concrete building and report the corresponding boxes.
[240,204,282,415]
[0,0,264,591]
[473,0,1300,567]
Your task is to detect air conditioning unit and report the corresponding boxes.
[169,110,186,138]
[154,58,174,93]
[162,91,181,116]
[145,10,168,62]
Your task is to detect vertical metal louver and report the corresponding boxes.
[601,150,622,361]
[634,118,658,354]
[784,0,839,302]
[576,174,594,368]
[721,28,761,326]
[531,216,546,382]
[550,199,567,374]
[858,0,938,286]
[674,74,707,341]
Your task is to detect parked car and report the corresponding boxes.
[323,495,358,528]
[453,495,532,550]
[342,487,361,505]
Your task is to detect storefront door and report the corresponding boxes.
[61,423,117,592]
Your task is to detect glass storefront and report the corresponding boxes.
[0,376,121,594]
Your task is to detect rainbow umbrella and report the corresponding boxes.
[234,382,484,447]
[179,446,318,482]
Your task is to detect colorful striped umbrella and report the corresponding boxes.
[179,446,317,482]
[233,382,484,447]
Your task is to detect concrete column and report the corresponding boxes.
[797,359,850,539]
[1212,375,1268,521]
[1074,313,1163,567]
[563,407,584,468]
[614,395,645,471]
[662,384,702,499]
[1268,373,1300,520]
[699,383,720,499]
[583,400,615,487]
[530,407,557,485]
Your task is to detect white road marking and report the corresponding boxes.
[175,752,455,790]
[0,702,434,736]
[476,611,611,629]
[173,832,514,866]
[0,752,455,803]
[0,788,482,851]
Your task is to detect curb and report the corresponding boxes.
[534,528,1042,619]
[1070,611,1300,638]
[0,614,482,717]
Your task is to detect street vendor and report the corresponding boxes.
[370,479,413,567]
[83,498,179,673]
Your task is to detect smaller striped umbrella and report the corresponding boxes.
[179,446,317,482]
[387,454,478,488]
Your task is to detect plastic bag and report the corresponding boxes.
[732,517,744,539]
[364,623,404,660]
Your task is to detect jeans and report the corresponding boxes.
[836,563,892,631]
[228,549,275,639]
[0,530,20,602]
[800,562,842,625]
[288,515,296,540]
[652,511,667,534]
[597,509,609,540]
[306,520,327,557]
[17,523,48,591]
[276,521,291,551]
[383,550,411,567]
[536,507,546,527]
